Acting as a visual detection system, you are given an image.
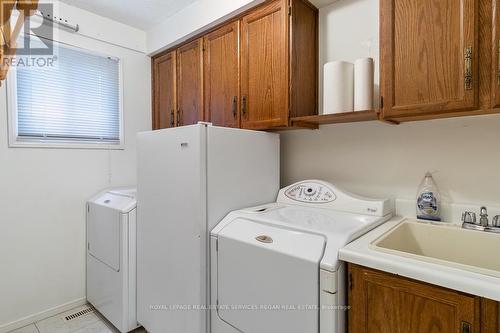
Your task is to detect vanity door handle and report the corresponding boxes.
[461,321,471,333]
[170,109,175,127]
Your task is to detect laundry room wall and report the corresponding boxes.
[281,0,500,208]
[146,0,264,54]
[0,2,151,331]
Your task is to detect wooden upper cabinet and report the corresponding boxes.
[492,0,500,109]
[240,0,289,129]
[380,0,479,121]
[348,264,480,333]
[152,51,176,129]
[177,38,204,126]
[204,22,240,128]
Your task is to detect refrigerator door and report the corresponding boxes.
[206,126,280,231]
[137,125,207,333]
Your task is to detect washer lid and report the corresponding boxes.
[216,219,325,332]
[89,188,137,213]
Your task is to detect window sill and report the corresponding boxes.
[8,139,125,150]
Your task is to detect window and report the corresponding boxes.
[7,37,122,148]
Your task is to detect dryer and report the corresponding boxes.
[210,180,394,333]
[86,188,138,333]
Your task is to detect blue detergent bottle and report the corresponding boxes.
[416,172,442,221]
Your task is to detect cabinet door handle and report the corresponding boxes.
[241,96,247,117]
[170,109,175,127]
[497,40,500,86]
[464,46,473,90]
[461,321,471,333]
[177,109,181,127]
[232,96,237,119]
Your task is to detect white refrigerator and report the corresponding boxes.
[136,123,280,333]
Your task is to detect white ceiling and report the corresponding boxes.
[59,0,198,31]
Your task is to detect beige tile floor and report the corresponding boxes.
[8,305,146,333]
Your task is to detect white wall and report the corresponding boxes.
[282,0,500,207]
[146,0,264,55]
[281,114,500,207]
[319,0,380,113]
[0,3,151,331]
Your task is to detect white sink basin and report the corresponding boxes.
[372,219,500,278]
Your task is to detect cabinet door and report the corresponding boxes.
[492,0,500,109]
[380,0,478,120]
[348,264,479,333]
[240,0,289,129]
[152,51,176,129]
[481,298,500,333]
[177,38,204,126]
[204,22,240,128]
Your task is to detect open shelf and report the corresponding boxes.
[291,110,380,127]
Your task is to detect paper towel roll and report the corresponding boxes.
[354,58,374,111]
[323,61,354,114]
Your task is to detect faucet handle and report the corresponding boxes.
[462,211,477,224]
[493,215,500,228]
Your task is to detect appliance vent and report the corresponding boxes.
[63,306,94,321]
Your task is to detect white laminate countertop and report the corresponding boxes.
[339,215,500,301]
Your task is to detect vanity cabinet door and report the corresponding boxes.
[177,38,204,126]
[348,264,480,333]
[152,51,176,129]
[380,0,479,121]
[481,298,500,333]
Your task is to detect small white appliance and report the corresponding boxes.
[137,123,280,333]
[210,180,394,333]
[86,188,138,333]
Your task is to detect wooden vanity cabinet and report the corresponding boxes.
[177,38,204,126]
[204,21,240,128]
[481,298,500,333]
[380,0,479,122]
[348,264,480,333]
[152,51,176,129]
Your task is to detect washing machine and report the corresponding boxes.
[86,188,139,333]
[210,180,394,333]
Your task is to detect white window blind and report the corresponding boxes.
[15,39,121,144]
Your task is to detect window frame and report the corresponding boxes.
[6,37,125,150]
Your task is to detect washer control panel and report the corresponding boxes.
[284,181,336,203]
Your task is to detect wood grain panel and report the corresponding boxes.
[492,0,500,108]
[204,21,240,128]
[289,0,318,118]
[152,51,176,129]
[381,0,479,119]
[177,38,204,126]
[481,298,500,333]
[240,0,289,129]
[348,264,480,333]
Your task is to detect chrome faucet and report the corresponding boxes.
[462,206,500,233]
[479,206,489,227]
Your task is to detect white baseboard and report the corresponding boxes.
[0,298,87,333]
